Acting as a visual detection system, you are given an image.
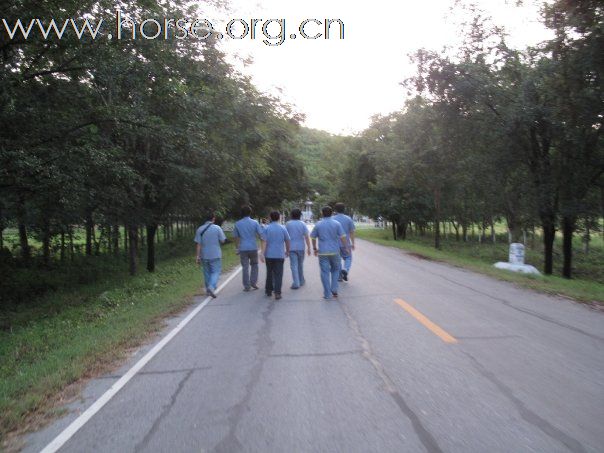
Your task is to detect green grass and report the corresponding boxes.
[356,228,604,304]
[0,238,238,440]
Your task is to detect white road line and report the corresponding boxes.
[39,266,243,453]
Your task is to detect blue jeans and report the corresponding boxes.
[289,250,306,288]
[341,251,352,274]
[202,258,221,291]
[319,254,341,298]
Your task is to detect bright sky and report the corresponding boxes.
[211,0,553,135]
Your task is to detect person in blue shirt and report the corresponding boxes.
[260,211,291,300]
[194,210,226,298]
[232,205,264,291]
[310,206,349,300]
[333,202,356,282]
[286,208,311,289]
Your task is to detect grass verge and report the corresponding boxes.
[356,229,604,305]
[0,239,238,444]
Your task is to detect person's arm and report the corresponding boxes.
[260,240,266,263]
[219,228,227,244]
[350,231,356,250]
[284,229,291,258]
[233,226,240,250]
[312,238,318,257]
[305,234,311,256]
[338,224,349,252]
[196,243,201,264]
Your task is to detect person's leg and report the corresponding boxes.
[330,254,340,296]
[201,261,211,292]
[240,251,250,289]
[318,256,332,299]
[274,259,284,295]
[249,250,259,288]
[344,252,352,273]
[209,258,221,291]
[265,259,274,295]
[338,248,346,281]
[298,251,306,286]
[289,251,300,288]
[341,251,352,281]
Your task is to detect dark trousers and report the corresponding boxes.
[265,258,285,294]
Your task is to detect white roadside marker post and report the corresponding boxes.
[494,242,541,275]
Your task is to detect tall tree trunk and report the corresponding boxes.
[85,212,93,256]
[452,221,460,242]
[16,198,30,261]
[562,215,575,279]
[0,205,3,249]
[18,222,29,261]
[583,223,590,254]
[113,224,119,256]
[541,218,555,275]
[128,225,138,276]
[490,218,496,244]
[68,227,74,261]
[397,222,407,240]
[60,230,65,261]
[124,222,128,257]
[146,223,158,272]
[461,223,467,242]
[94,225,102,255]
[391,220,397,240]
[434,188,441,249]
[42,219,51,265]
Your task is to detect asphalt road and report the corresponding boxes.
[24,238,604,453]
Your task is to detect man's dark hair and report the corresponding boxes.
[334,202,345,213]
[269,211,280,222]
[240,205,252,218]
[204,210,215,222]
[321,206,333,217]
[291,208,302,220]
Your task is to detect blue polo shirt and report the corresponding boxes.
[233,216,263,251]
[310,217,346,255]
[286,220,309,251]
[194,222,226,260]
[333,213,356,246]
[263,222,291,259]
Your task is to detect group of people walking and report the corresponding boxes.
[194,203,356,300]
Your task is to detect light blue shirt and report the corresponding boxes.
[310,217,346,255]
[286,220,309,251]
[263,222,291,259]
[194,222,226,260]
[333,213,356,246]
[233,216,263,251]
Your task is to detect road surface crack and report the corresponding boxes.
[464,351,587,453]
[416,265,604,343]
[134,369,194,452]
[269,350,362,358]
[213,299,276,453]
[338,301,444,453]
